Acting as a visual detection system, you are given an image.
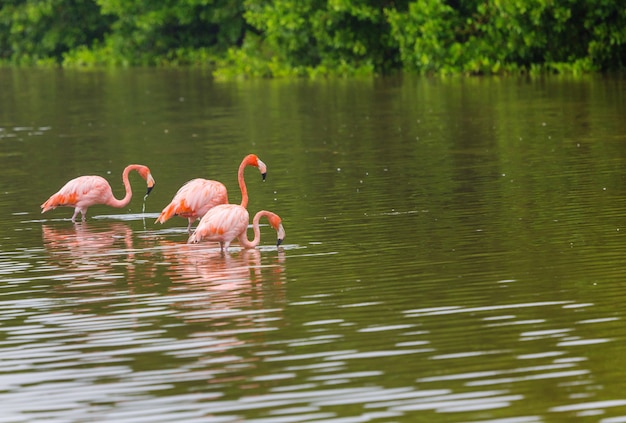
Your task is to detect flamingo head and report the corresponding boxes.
[258,159,267,181]
[276,224,285,247]
[267,213,285,247]
[133,165,156,196]
[145,174,156,196]
[245,154,267,181]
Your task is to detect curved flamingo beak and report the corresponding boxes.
[258,159,267,181]
[145,174,156,196]
[276,223,285,247]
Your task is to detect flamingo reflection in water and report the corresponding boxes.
[41,222,144,287]
[154,244,287,385]
[159,241,286,313]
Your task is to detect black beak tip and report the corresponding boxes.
[145,186,154,196]
[262,172,267,182]
[277,238,283,247]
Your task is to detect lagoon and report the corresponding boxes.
[1,68,626,421]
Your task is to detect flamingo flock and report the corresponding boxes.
[40,154,285,252]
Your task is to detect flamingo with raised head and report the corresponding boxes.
[156,154,267,232]
[188,204,285,252]
[41,164,156,222]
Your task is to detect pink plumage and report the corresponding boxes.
[41,164,155,222]
[187,204,248,250]
[188,204,285,252]
[156,154,267,231]
[155,179,228,230]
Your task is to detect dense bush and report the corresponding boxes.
[0,0,624,76]
[0,0,112,65]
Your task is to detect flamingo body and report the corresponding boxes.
[156,154,267,231]
[188,204,284,252]
[41,164,155,222]
[155,179,228,230]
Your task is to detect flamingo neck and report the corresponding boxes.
[238,159,249,208]
[239,210,266,249]
[107,165,135,208]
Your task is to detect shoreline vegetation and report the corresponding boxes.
[0,0,624,79]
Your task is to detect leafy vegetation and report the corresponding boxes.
[0,0,624,76]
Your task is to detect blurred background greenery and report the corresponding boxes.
[0,0,624,77]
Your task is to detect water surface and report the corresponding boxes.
[1,69,626,421]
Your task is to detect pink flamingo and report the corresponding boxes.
[41,164,156,222]
[156,154,267,232]
[188,205,285,252]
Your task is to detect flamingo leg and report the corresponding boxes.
[78,208,88,222]
[71,208,81,222]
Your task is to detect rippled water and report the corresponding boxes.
[1,70,626,421]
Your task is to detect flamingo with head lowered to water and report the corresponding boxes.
[41,164,156,222]
[156,154,267,232]
[188,204,285,252]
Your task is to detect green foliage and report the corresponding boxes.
[386,0,604,75]
[0,0,625,76]
[582,0,626,70]
[223,0,625,77]
[239,0,402,77]
[0,0,111,64]
[213,47,376,80]
[69,0,245,66]
[386,0,462,74]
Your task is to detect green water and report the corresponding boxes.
[1,68,626,422]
